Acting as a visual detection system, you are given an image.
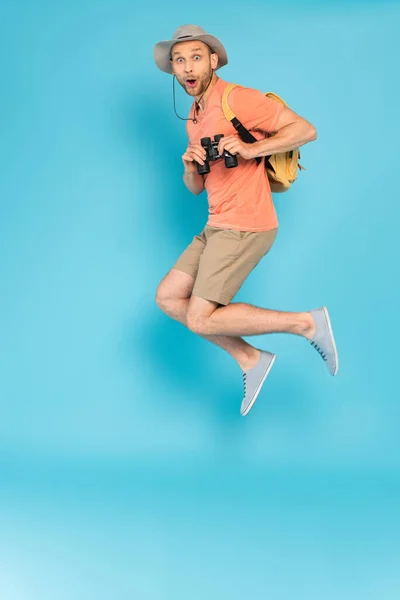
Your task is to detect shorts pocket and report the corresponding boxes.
[224,228,246,241]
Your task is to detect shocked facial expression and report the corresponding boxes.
[170,40,218,98]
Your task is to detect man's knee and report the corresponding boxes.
[186,295,219,335]
[186,317,204,335]
[186,312,209,335]
[155,269,195,316]
[155,283,184,316]
[155,287,174,314]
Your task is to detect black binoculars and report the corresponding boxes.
[197,134,238,175]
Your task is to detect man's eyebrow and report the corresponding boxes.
[172,47,204,57]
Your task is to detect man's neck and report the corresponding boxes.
[195,74,220,113]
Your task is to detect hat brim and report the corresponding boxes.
[154,34,228,74]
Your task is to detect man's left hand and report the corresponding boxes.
[217,136,257,161]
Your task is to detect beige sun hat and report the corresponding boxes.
[154,25,228,74]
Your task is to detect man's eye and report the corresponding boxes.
[194,55,200,60]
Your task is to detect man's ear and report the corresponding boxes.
[210,52,219,70]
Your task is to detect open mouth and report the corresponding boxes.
[186,79,197,88]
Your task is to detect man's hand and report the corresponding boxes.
[217,136,256,160]
[182,143,206,174]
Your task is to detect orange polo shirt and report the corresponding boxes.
[186,77,284,232]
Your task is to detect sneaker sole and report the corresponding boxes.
[241,353,276,417]
[322,306,339,376]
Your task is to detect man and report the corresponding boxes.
[153,25,338,416]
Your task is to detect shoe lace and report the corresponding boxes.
[310,340,328,361]
[242,372,247,394]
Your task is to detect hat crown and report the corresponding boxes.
[172,25,207,41]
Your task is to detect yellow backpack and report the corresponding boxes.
[221,83,306,193]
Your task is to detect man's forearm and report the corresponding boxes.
[250,121,317,158]
[183,170,205,195]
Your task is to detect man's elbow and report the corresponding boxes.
[298,117,317,142]
[308,124,317,141]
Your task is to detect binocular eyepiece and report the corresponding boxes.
[197,134,238,175]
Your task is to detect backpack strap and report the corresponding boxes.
[221,83,263,165]
[222,85,305,190]
[264,91,289,107]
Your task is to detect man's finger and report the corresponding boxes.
[187,152,204,165]
[218,141,226,154]
[188,146,206,160]
[221,143,237,155]
[218,139,233,154]
[190,144,206,156]
[192,150,206,164]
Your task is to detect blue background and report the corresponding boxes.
[1,1,399,598]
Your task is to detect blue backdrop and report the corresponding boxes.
[1,1,399,598]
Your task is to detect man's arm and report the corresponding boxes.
[183,170,205,195]
[218,87,317,159]
[182,142,206,195]
[249,106,317,158]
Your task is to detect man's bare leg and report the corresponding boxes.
[156,269,262,370]
[186,296,315,338]
[185,298,339,378]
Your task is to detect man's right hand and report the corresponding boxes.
[182,143,207,174]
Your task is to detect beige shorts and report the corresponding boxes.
[173,224,278,305]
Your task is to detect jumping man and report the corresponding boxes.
[154,25,338,416]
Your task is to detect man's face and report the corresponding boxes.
[170,40,218,97]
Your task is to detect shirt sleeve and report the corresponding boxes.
[228,86,284,133]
